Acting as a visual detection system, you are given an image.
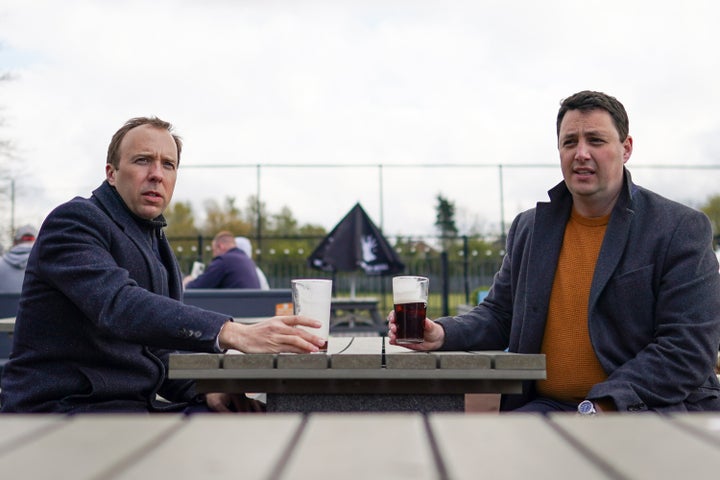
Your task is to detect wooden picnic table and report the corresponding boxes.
[1,412,719,479]
[169,336,546,413]
[330,297,385,335]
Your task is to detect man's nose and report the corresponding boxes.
[147,161,165,181]
[575,140,591,160]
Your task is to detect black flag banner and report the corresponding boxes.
[308,203,404,276]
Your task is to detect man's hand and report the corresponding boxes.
[218,316,326,353]
[386,310,445,350]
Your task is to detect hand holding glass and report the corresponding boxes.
[392,276,429,344]
[292,279,332,352]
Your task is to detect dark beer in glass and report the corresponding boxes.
[392,276,429,344]
[394,301,427,344]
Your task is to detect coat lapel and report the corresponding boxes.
[589,173,635,308]
[93,182,167,295]
[518,182,572,353]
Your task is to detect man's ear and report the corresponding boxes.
[106,163,117,185]
[622,135,633,163]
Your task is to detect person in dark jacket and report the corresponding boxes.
[184,231,261,289]
[389,90,720,414]
[0,225,37,293]
[0,117,324,413]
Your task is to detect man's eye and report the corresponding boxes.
[135,157,149,164]
[562,140,577,147]
[163,162,177,170]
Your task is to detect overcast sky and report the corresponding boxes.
[1,0,719,245]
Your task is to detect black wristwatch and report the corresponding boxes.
[577,400,597,415]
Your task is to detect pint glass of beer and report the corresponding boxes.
[392,276,429,344]
[292,279,332,352]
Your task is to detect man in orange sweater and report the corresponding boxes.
[390,91,720,413]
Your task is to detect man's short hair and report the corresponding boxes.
[556,91,630,142]
[213,231,236,247]
[106,116,183,169]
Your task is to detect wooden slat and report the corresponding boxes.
[385,342,419,354]
[0,415,64,453]
[280,413,437,479]
[429,413,609,479]
[386,352,437,369]
[330,337,382,369]
[488,351,546,370]
[343,335,383,354]
[671,412,720,444]
[551,413,720,479]
[433,352,492,369]
[168,353,222,370]
[223,352,275,369]
[276,353,329,369]
[327,336,354,354]
[109,415,304,479]
[0,415,183,480]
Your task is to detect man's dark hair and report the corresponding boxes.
[106,116,182,168]
[556,91,629,141]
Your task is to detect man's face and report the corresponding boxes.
[106,124,178,220]
[558,108,632,216]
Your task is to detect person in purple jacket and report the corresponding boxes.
[183,231,260,289]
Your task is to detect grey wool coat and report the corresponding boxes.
[437,169,720,413]
[1,181,230,413]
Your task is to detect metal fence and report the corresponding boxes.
[169,234,504,318]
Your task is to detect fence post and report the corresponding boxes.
[462,235,469,304]
[441,250,449,316]
[196,234,204,262]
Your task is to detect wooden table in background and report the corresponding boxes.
[330,297,385,335]
[0,317,15,333]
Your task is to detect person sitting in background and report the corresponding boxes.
[0,225,37,293]
[235,236,270,290]
[184,231,261,289]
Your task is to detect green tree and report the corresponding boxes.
[244,194,269,236]
[271,206,299,235]
[164,201,203,270]
[264,205,327,261]
[165,201,198,237]
[435,194,458,251]
[203,196,253,237]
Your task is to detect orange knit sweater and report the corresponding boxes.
[535,210,610,403]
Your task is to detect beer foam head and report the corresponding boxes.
[393,276,428,303]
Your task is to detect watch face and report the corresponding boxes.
[578,400,596,415]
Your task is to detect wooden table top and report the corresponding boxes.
[1,412,719,479]
[169,337,546,395]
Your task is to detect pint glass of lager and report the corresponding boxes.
[292,279,333,352]
[392,276,429,344]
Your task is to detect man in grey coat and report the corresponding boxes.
[389,91,720,414]
[0,225,37,293]
[0,117,325,413]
